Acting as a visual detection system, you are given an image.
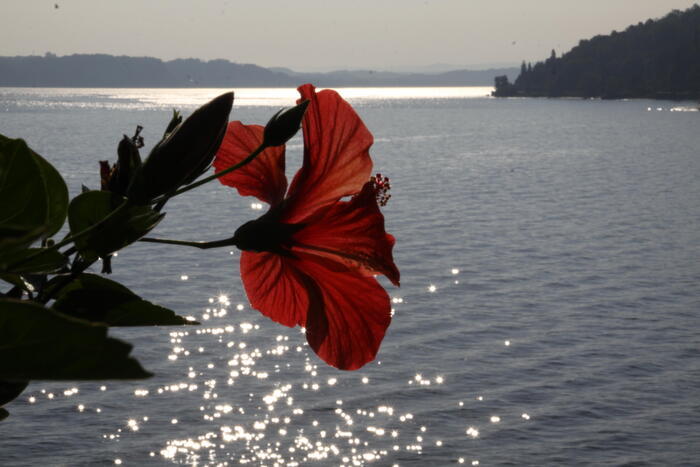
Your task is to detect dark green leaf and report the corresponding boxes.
[0,380,28,407]
[0,225,44,254]
[0,298,151,380]
[68,191,164,260]
[52,273,197,326]
[0,247,68,274]
[0,135,68,248]
[0,137,50,249]
[31,147,69,238]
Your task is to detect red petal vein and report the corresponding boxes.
[284,84,373,223]
[214,121,287,205]
[292,181,400,286]
[297,254,392,370]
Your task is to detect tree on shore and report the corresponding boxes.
[494,5,700,99]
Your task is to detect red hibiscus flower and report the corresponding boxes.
[213,84,400,370]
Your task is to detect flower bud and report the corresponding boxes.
[99,160,113,191]
[109,135,142,196]
[128,92,233,204]
[163,110,183,138]
[263,100,309,147]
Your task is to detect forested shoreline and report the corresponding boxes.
[494,6,700,99]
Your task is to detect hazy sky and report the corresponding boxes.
[2,0,697,71]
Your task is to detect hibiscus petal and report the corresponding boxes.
[283,84,373,223]
[297,254,392,370]
[240,250,392,370]
[239,251,308,327]
[292,181,400,286]
[214,121,287,205]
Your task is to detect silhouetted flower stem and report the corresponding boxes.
[151,143,267,204]
[139,237,237,249]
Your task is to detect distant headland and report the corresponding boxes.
[493,5,700,100]
[0,54,516,88]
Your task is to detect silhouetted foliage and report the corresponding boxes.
[494,5,700,99]
[493,75,517,97]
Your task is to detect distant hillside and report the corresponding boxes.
[277,68,516,87]
[493,5,700,99]
[0,53,515,88]
[0,54,292,87]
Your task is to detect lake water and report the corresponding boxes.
[1,87,699,466]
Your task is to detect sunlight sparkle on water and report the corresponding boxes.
[217,294,230,305]
[15,86,493,112]
[64,288,519,466]
[127,419,139,431]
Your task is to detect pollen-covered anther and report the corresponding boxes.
[372,173,392,206]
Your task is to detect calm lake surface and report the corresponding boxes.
[1,87,699,466]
